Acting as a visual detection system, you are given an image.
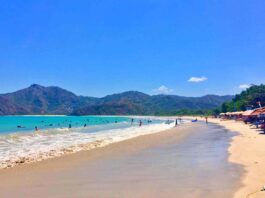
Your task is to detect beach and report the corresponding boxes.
[1,0,263,197]
[0,121,242,198]
[203,118,265,198]
[0,116,174,169]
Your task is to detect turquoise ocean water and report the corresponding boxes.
[0,116,175,169]
[0,116,130,134]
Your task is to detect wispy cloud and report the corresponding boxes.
[152,85,174,94]
[188,76,208,83]
[239,84,251,89]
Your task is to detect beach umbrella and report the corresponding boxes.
[234,111,244,115]
[242,110,254,116]
[251,107,265,116]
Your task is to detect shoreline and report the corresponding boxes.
[183,116,265,198]
[216,119,265,198]
[0,123,197,197]
[0,115,262,197]
[0,121,241,198]
[0,122,175,169]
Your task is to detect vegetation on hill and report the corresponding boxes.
[221,84,265,113]
[72,92,233,116]
[0,84,233,115]
[0,84,98,115]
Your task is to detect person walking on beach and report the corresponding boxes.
[205,117,208,124]
[175,119,178,126]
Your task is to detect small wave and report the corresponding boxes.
[0,119,181,169]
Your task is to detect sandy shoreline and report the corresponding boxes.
[1,117,264,197]
[214,119,265,198]
[0,123,194,197]
[184,116,265,198]
[0,122,241,198]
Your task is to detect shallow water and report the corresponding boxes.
[0,116,130,133]
[0,116,177,168]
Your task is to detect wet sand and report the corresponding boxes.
[202,118,265,198]
[0,122,242,198]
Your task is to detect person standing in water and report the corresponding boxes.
[131,118,134,125]
[139,120,142,127]
[69,124,72,128]
[175,119,178,126]
[35,126,39,131]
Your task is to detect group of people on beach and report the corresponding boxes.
[174,116,208,127]
[20,118,150,132]
[20,116,209,132]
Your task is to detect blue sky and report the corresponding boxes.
[0,0,264,97]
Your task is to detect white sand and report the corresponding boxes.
[184,116,265,198]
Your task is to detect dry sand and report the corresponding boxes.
[185,116,265,198]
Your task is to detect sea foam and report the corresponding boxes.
[0,120,178,169]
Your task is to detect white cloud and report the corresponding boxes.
[188,76,208,83]
[152,85,174,94]
[239,84,251,89]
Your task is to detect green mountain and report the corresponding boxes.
[221,84,265,112]
[0,84,233,115]
[73,92,233,115]
[0,84,97,115]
